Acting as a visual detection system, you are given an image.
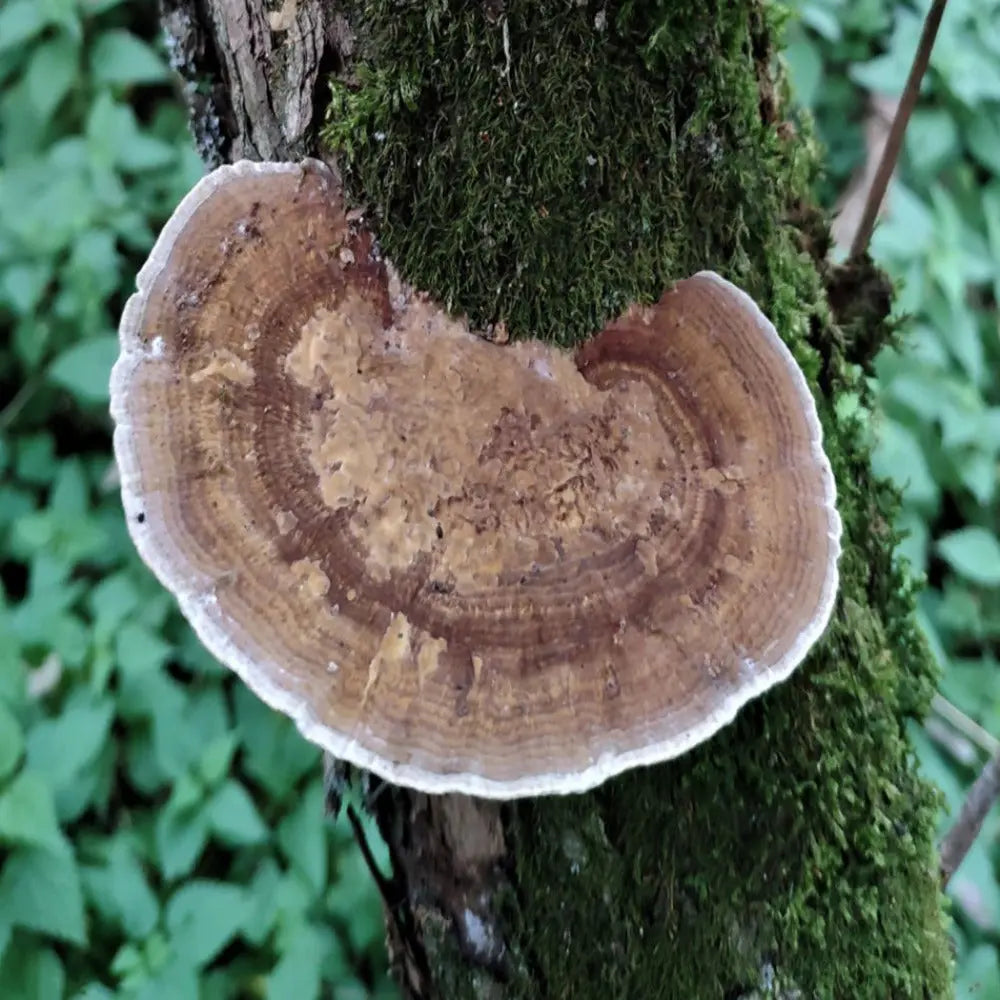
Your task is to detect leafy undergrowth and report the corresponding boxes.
[0,2,394,997]
[786,0,1000,994]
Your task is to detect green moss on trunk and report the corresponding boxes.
[324,2,952,996]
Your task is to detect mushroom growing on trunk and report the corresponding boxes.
[110,159,841,798]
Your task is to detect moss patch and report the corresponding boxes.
[324,1,952,996]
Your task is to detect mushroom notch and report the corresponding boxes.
[110,159,842,799]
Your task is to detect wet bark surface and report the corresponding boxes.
[159,0,353,163]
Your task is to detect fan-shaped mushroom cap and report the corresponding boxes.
[111,159,841,798]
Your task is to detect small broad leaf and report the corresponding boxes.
[783,32,823,109]
[90,31,169,86]
[968,112,1000,174]
[871,419,938,509]
[155,802,210,880]
[26,35,79,123]
[234,685,318,798]
[47,335,119,404]
[26,698,115,821]
[115,622,173,676]
[0,944,65,1000]
[0,846,86,944]
[0,263,52,317]
[0,702,24,781]
[165,880,250,967]
[277,780,327,896]
[904,109,958,176]
[242,859,282,945]
[938,528,1000,586]
[196,733,238,788]
[81,837,159,940]
[207,781,269,846]
[955,943,1000,998]
[0,771,68,854]
[88,572,141,638]
[0,0,46,54]
[70,985,116,1000]
[267,922,326,1000]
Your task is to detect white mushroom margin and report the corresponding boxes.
[110,160,843,799]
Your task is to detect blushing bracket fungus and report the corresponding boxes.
[110,159,842,799]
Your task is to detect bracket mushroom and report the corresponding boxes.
[110,159,842,799]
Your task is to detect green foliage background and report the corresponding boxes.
[0,1,394,997]
[0,0,998,996]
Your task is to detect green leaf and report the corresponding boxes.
[277,780,327,897]
[849,9,921,95]
[783,32,823,109]
[938,528,1000,586]
[871,418,938,509]
[49,457,89,515]
[197,733,238,787]
[0,771,68,854]
[268,922,326,1000]
[904,109,958,176]
[242,859,282,944]
[0,161,95,256]
[207,780,269,846]
[956,943,1000,998]
[0,701,24,781]
[0,847,86,944]
[967,111,1000,173]
[70,985,116,1000]
[15,433,56,485]
[956,450,996,507]
[130,956,200,1000]
[25,698,115,820]
[47,335,119,404]
[0,943,65,1000]
[81,837,159,940]
[165,881,249,967]
[326,847,384,954]
[115,622,173,676]
[26,34,79,123]
[982,181,1000,307]
[0,0,46,55]
[88,571,141,638]
[0,262,52,317]
[155,802,209,880]
[90,31,169,86]
[234,685,318,798]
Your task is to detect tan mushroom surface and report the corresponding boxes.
[111,159,841,798]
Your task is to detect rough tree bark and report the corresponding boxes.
[159,2,953,997]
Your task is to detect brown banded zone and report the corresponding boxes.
[112,161,839,795]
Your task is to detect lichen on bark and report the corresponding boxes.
[318,2,952,997]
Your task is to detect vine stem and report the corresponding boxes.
[848,0,950,260]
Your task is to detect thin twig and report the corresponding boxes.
[346,803,397,903]
[940,749,1000,886]
[931,692,1000,758]
[346,803,434,995]
[848,0,950,260]
[0,374,42,432]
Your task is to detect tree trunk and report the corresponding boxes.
[160,2,953,997]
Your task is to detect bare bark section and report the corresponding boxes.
[371,788,510,997]
[159,0,353,163]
